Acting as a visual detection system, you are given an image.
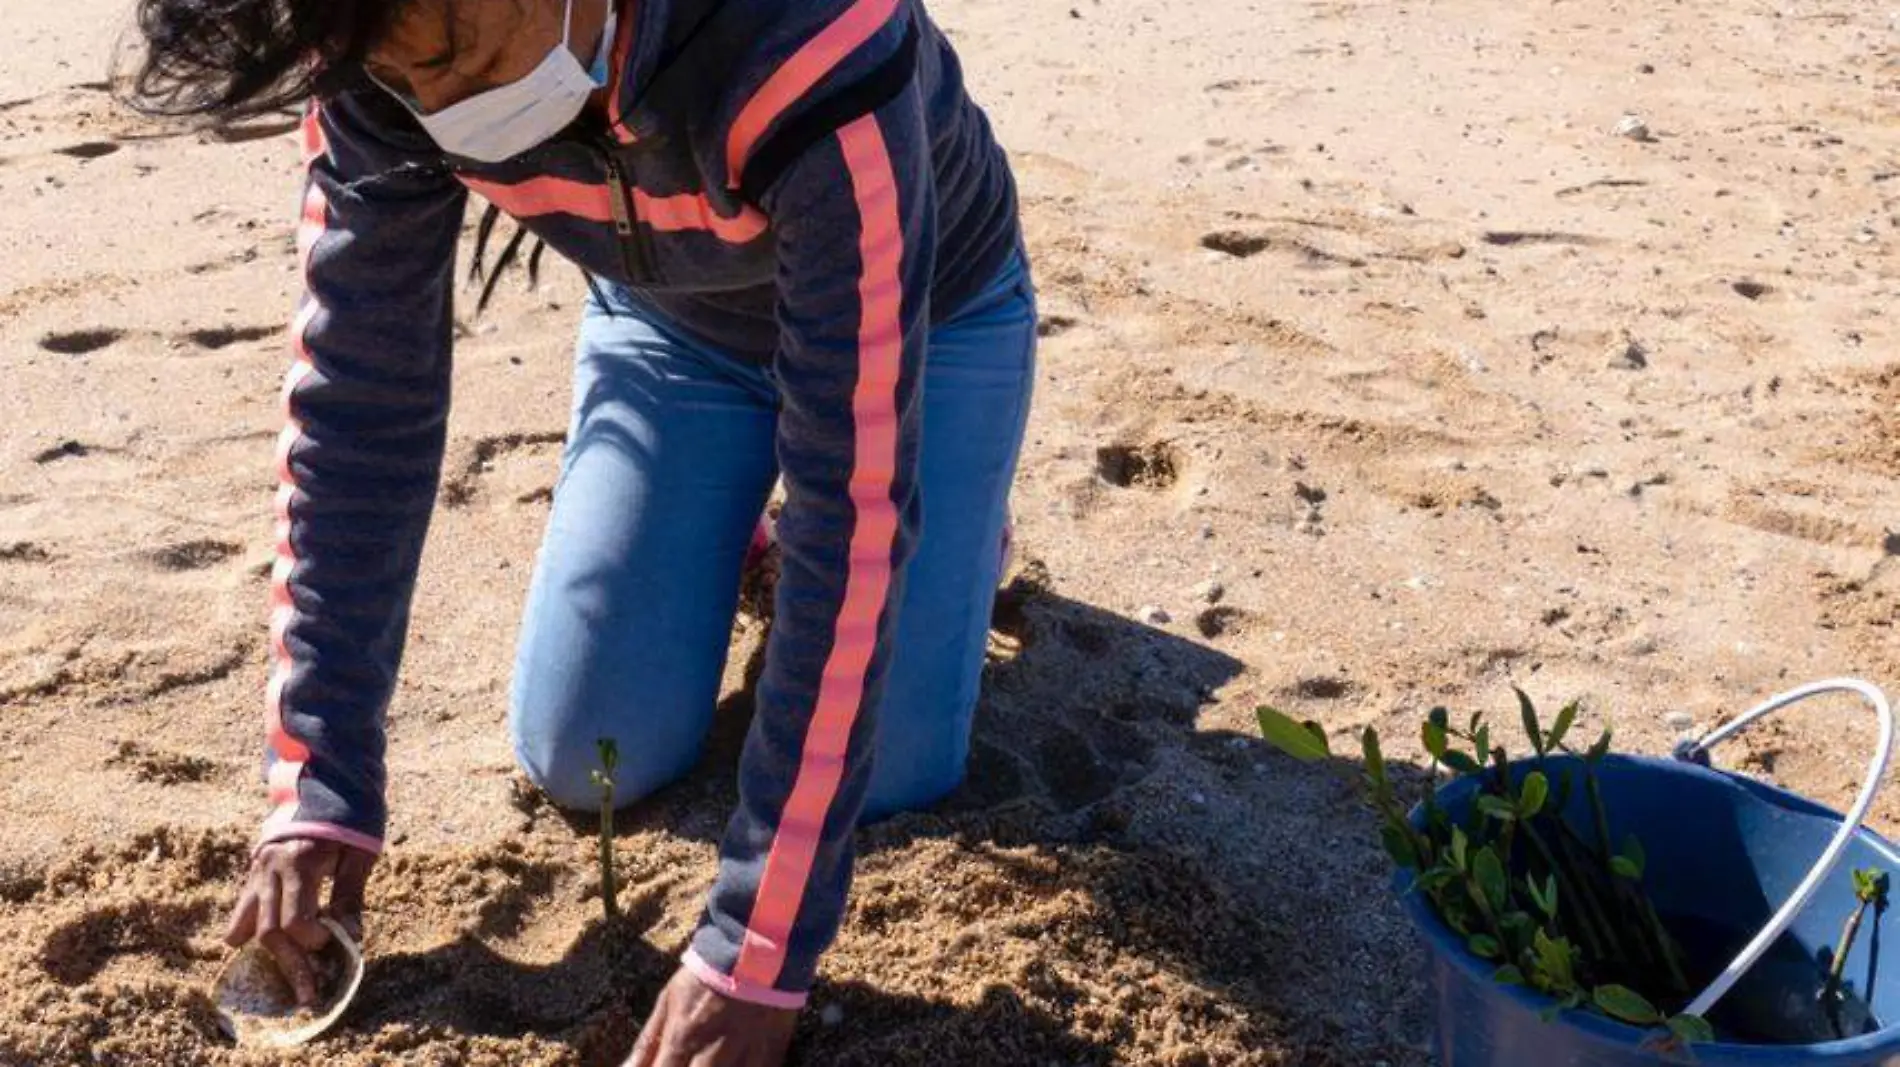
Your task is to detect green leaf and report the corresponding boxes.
[1540,874,1559,918]
[1477,795,1519,822]
[1257,706,1332,761]
[1587,728,1613,762]
[1519,772,1550,818]
[1473,847,1507,911]
[1493,964,1526,987]
[1417,867,1457,893]
[1430,706,1451,733]
[1442,901,1472,936]
[1422,717,1449,760]
[1533,930,1576,989]
[1666,1014,1715,1045]
[1539,1002,1563,1024]
[1611,856,1641,880]
[1499,912,1536,956]
[1854,867,1890,907]
[1593,984,1663,1026]
[1381,825,1419,869]
[1524,875,1551,917]
[1442,750,1482,775]
[1473,724,1492,766]
[1516,687,1546,757]
[595,737,619,774]
[1362,727,1387,787]
[1467,934,1501,960]
[1452,826,1470,871]
[1548,701,1579,752]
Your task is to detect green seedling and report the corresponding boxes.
[1823,866,1889,1036]
[1258,692,1710,1044]
[590,738,620,922]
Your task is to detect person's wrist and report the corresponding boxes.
[679,947,808,1010]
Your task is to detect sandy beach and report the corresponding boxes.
[2,0,1896,1062]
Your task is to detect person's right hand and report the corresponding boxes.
[224,837,376,1006]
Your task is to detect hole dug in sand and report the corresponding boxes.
[1095,440,1183,489]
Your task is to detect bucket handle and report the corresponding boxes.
[1670,677,1894,1020]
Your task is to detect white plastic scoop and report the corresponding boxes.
[211,917,365,1048]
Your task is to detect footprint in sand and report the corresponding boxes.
[146,539,241,572]
[1199,230,1272,258]
[53,142,120,161]
[37,899,219,985]
[182,324,278,351]
[32,440,92,464]
[1095,441,1182,490]
[38,328,124,355]
[0,542,54,563]
[441,431,566,508]
[106,740,221,785]
[1194,605,1251,640]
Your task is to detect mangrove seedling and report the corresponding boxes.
[1258,692,1714,1046]
[1823,866,1889,1037]
[590,738,620,921]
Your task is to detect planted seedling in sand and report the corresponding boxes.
[592,738,619,922]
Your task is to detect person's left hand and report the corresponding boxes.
[623,965,799,1067]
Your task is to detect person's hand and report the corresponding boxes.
[624,966,798,1067]
[223,837,376,1006]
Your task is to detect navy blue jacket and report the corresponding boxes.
[263,0,1019,1006]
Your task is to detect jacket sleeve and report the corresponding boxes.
[683,26,935,1008]
[260,92,466,855]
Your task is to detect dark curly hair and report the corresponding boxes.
[118,0,412,119]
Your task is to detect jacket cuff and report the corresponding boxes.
[681,947,809,1010]
[256,816,385,857]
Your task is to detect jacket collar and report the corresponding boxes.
[603,0,669,144]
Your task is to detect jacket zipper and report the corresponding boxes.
[599,143,646,282]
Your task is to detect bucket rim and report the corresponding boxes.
[1398,752,1900,1059]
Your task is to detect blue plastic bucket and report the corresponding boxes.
[1404,753,1900,1065]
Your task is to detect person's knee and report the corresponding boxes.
[860,755,965,824]
[512,721,697,813]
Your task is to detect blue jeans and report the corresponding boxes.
[510,253,1036,821]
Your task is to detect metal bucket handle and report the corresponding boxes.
[1670,678,1895,1020]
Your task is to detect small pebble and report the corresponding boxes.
[1188,791,1208,808]
[1612,114,1654,142]
[1663,711,1695,731]
[1607,336,1648,370]
[1192,579,1226,604]
[1137,605,1171,625]
[819,1003,845,1027]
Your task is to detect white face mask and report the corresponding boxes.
[375,0,616,163]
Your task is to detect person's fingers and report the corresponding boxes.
[623,996,668,1067]
[278,862,311,934]
[259,929,319,1007]
[223,883,261,947]
[281,847,335,952]
[327,848,375,942]
[255,873,282,940]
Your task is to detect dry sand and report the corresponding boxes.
[2,0,1897,1063]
